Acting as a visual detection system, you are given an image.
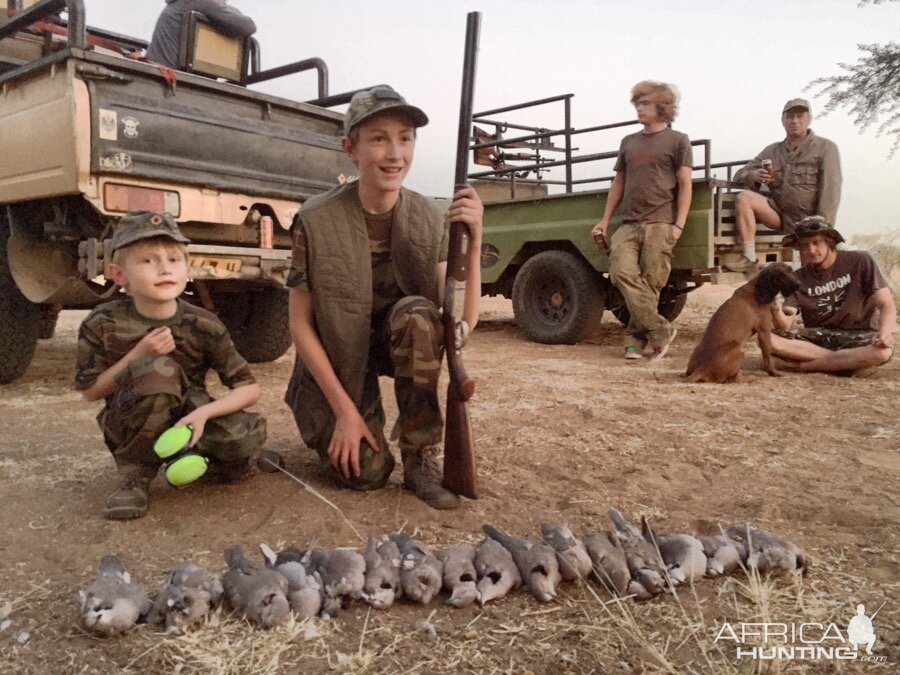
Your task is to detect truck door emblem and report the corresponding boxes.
[99,108,118,140]
[121,116,140,138]
[481,243,500,268]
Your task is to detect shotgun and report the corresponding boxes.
[441,11,480,499]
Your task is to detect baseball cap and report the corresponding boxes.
[343,85,429,136]
[781,215,845,247]
[111,211,190,252]
[782,98,811,114]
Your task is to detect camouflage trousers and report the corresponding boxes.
[776,327,876,351]
[314,295,444,491]
[99,356,266,480]
[609,222,677,349]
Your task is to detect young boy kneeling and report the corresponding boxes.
[75,211,266,520]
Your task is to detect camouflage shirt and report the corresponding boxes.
[75,297,255,396]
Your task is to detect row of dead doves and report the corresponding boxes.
[79,508,807,635]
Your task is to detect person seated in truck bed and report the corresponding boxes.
[146,0,256,69]
[727,98,842,273]
[284,86,484,510]
[770,216,895,376]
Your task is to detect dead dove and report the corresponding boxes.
[79,555,152,636]
[306,548,366,616]
[148,562,223,632]
[725,525,808,576]
[474,537,522,605]
[701,532,745,577]
[608,508,667,600]
[540,522,593,581]
[640,518,706,586]
[259,544,323,619]
[221,545,290,628]
[581,526,630,596]
[361,536,402,610]
[482,524,561,602]
[437,543,478,608]
[388,533,443,605]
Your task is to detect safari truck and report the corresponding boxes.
[0,0,368,383]
[471,94,796,343]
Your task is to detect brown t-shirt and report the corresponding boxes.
[784,250,888,330]
[615,127,693,225]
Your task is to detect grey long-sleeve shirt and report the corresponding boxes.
[733,130,841,229]
[145,0,256,69]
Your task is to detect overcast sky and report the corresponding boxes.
[84,0,899,240]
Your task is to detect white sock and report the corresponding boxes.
[742,242,757,261]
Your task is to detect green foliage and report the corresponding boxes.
[808,1,900,156]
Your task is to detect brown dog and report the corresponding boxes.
[685,263,800,383]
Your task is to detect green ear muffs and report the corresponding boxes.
[153,425,208,487]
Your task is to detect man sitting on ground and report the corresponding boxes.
[770,216,895,375]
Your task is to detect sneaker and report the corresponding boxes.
[402,447,461,510]
[624,345,643,361]
[722,256,759,273]
[104,477,150,520]
[648,328,678,362]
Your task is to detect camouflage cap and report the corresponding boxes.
[781,215,845,247]
[343,85,429,136]
[782,98,811,114]
[110,210,190,252]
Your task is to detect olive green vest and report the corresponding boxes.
[284,181,443,446]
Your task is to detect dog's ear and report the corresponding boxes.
[754,265,779,305]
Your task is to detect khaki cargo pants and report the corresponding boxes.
[609,222,677,350]
[99,356,266,480]
[312,295,444,491]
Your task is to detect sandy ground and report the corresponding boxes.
[0,284,897,673]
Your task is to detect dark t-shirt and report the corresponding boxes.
[615,127,693,225]
[75,298,255,396]
[784,250,888,331]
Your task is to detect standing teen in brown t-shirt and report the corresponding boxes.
[591,81,693,361]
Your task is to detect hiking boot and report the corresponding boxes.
[723,256,759,273]
[648,328,678,362]
[624,345,643,361]
[104,477,151,520]
[402,447,461,510]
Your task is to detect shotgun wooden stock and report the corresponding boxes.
[441,11,480,499]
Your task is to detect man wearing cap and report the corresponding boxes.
[727,99,842,273]
[769,216,895,375]
[284,86,484,510]
[75,210,266,519]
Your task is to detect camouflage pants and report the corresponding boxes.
[609,222,677,349]
[315,295,444,491]
[99,356,266,480]
[777,327,876,351]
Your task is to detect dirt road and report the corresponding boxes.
[0,286,897,673]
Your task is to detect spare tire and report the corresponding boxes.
[512,250,605,344]
[215,286,292,363]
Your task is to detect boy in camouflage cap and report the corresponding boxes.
[75,210,266,519]
[284,85,484,509]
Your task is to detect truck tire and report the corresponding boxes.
[1,212,41,383]
[218,286,291,363]
[512,250,605,344]
[607,286,688,326]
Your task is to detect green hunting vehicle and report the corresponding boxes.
[470,94,795,343]
[0,0,377,383]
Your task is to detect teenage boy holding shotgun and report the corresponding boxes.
[284,86,483,510]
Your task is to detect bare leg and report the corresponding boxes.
[770,334,892,373]
[734,191,782,244]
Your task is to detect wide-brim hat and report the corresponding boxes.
[344,85,429,136]
[782,215,845,247]
[111,211,190,252]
